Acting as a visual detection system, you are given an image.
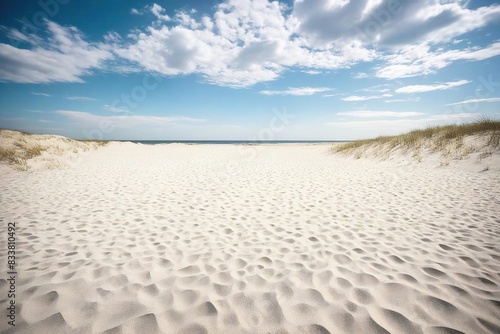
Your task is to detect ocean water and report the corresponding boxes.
[120,140,343,145]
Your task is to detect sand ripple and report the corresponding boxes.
[1,143,499,333]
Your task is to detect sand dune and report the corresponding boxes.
[0,137,499,333]
[0,129,107,173]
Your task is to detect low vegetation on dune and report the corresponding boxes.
[332,119,500,166]
[0,129,109,171]
[77,139,110,147]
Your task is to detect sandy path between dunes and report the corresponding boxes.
[0,143,499,334]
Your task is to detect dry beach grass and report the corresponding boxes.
[0,129,108,171]
[332,119,500,167]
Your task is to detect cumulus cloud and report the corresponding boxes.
[395,79,470,93]
[259,87,332,96]
[2,1,500,87]
[293,0,500,47]
[151,3,172,21]
[116,0,500,86]
[116,0,375,87]
[0,21,112,84]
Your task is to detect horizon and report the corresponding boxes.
[1,0,500,140]
[5,117,498,143]
[0,127,345,142]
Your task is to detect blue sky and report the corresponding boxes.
[0,0,499,140]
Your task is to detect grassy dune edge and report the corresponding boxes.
[0,129,108,171]
[331,119,500,168]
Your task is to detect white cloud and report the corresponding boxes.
[116,0,376,87]
[151,3,172,21]
[32,92,51,97]
[342,93,392,101]
[55,110,206,127]
[293,0,500,47]
[6,28,42,45]
[66,96,97,101]
[2,1,500,87]
[175,11,200,29]
[384,97,421,103]
[0,21,112,84]
[103,105,130,113]
[377,42,500,79]
[104,32,122,44]
[445,97,500,106]
[302,70,322,75]
[361,84,393,93]
[338,111,425,118]
[426,113,479,121]
[395,79,470,93]
[259,87,332,96]
[354,72,369,79]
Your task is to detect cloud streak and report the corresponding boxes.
[55,110,206,128]
[259,87,332,96]
[338,111,425,118]
[377,42,500,79]
[0,21,112,84]
[395,80,471,94]
[342,94,392,102]
[445,97,500,106]
[66,96,97,101]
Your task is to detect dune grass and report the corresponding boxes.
[77,139,110,147]
[0,147,19,165]
[0,140,45,168]
[332,119,500,164]
[0,129,109,171]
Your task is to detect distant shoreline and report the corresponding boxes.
[118,140,346,145]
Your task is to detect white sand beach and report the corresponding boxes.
[1,135,499,333]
